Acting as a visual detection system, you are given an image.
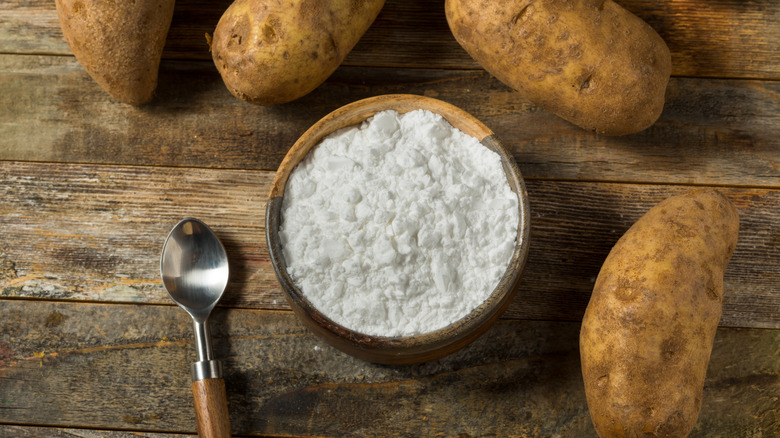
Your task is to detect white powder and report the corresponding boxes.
[279,109,519,337]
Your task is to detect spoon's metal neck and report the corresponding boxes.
[193,319,214,362]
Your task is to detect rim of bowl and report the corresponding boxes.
[266,94,531,364]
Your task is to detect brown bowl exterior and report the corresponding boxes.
[266,94,530,364]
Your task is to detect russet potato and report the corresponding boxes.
[55,0,175,105]
[445,0,672,135]
[580,189,739,437]
[211,0,385,105]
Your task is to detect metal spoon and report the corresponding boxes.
[161,218,231,437]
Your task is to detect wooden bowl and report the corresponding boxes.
[266,94,530,364]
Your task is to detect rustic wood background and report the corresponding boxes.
[1,0,778,436]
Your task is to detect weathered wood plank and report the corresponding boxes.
[0,162,277,308]
[0,301,777,436]
[0,426,189,438]
[1,0,778,79]
[624,0,780,80]
[0,161,777,329]
[1,54,778,186]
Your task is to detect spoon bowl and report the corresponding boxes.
[161,218,229,321]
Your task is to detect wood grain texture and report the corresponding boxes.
[1,0,778,79]
[192,379,231,438]
[626,0,780,80]
[0,426,191,437]
[0,300,777,436]
[1,54,778,186]
[0,161,776,329]
[0,162,277,307]
[0,0,776,436]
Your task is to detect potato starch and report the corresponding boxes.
[279,109,519,337]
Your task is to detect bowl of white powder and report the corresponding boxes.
[266,94,530,364]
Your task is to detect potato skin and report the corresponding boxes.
[55,0,175,105]
[445,0,671,135]
[212,0,385,106]
[580,189,739,437]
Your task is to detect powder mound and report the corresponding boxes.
[279,109,520,337]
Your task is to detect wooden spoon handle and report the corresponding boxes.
[191,378,231,437]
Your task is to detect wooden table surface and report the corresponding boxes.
[1,1,778,436]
